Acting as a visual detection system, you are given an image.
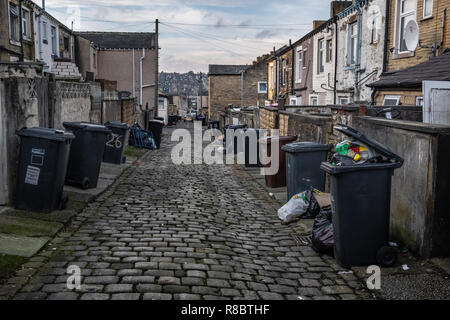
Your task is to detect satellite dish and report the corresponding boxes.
[404,20,419,52]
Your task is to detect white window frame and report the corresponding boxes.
[9,3,20,43]
[416,96,424,106]
[339,96,350,105]
[371,15,380,44]
[258,81,268,94]
[383,95,401,106]
[423,0,433,19]
[289,95,298,106]
[347,23,358,66]
[309,95,319,106]
[318,39,325,73]
[22,7,31,39]
[296,46,303,83]
[281,59,287,86]
[397,0,416,54]
[326,39,332,63]
[51,25,57,56]
[42,21,48,42]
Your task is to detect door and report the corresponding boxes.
[430,89,450,125]
[423,81,450,124]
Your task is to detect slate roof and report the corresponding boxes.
[208,65,250,76]
[76,32,156,49]
[369,50,450,89]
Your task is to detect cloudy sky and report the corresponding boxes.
[35,0,334,72]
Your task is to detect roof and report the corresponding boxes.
[208,65,250,76]
[369,50,450,89]
[76,32,156,49]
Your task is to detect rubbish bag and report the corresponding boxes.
[311,208,334,254]
[305,189,320,219]
[278,191,310,223]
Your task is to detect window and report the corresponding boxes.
[51,26,57,55]
[318,39,325,73]
[9,4,19,42]
[289,95,298,106]
[371,13,380,43]
[398,0,416,53]
[64,36,69,51]
[258,81,267,94]
[281,59,287,86]
[383,95,401,106]
[22,8,31,39]
[326,39,332,63]
[416,96,424,106]
[302,49,307,68]
[423,0,433,18]
[347,23,358,65]
[93,52,97,69]
[42,21,48,43]
[296,47,303,83]
[310,95,318,106]
[269,63,276,91]
[339,97,350,105]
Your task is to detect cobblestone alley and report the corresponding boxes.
[6,123,371,301]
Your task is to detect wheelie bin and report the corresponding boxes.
[208,121,220,130]
[223,124,247,154]
[148,119,164,149]
[262,135,297,188]
[15,127,75,213]
[282,142,332,199]
[103,121,129,165]
[244,128,266,168]
[63,122,112,189]
[320,125,404,267]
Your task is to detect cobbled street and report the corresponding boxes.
[8,123,371,301]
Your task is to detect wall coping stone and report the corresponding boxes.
[356,116,450,134]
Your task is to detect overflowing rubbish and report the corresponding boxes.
[278,188,321,224]
[321,125,404,267]
[129,123,157,150]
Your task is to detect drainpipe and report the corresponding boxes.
[140,48,146,106]
[19,0,24,62]
[132,49,135,98]
[240,70,244,107]
[382,0,390,73]
[354,1,362,102]
[290,40,295,97]
[334,18,338,104]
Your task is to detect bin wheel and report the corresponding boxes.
[59,194,68,210]
[376,246,397,267]
[81,177,90,190]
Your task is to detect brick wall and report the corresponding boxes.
[386,0,450,72]
[242,59,268,107]
[259,106,279,135]
[208,74,241,121]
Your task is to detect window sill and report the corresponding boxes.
[344,65,356,71]
[9,40,21,47]
[392,51,415,60]
[420,16,433,22]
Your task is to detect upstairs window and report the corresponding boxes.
[42,21,48,43]
[317,39,325,73]
[296,47,303,83]
[398,0,416,53]
[9,4,19,42]
[281,59,287,86]
[347,23,358,65]
[51,26,57,55]
[423,0,433,18]
[326,39,332,63]
[22,8,31,39]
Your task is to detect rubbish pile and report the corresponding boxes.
[129,123,157,150]
[278,188,321,224]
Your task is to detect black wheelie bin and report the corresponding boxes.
[63,122,112,189]
[148,119,164,149]
[223,124,247,154]
[320,125,404,267]
[103,121,130,165]
[15,127,75,212]
[282,142,332,199]
[244,128,266,168]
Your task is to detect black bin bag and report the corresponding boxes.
[312,208,334,255]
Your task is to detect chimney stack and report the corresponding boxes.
[42,0,45,10]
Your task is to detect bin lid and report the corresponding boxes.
[105,121,130,129]
[63,122,111,133]
[260,135,297,144]
[16,127,75,142]
[320,161,403,174]
[334,125,404,163]
[282,141,332,153]
[224,124,247,130]
[149,120,164,124]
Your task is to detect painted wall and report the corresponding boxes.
[312,25,336,105]
[33,12,59,72]
[336,0,386,103]
[293,36,315,105]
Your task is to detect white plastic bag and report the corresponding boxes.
[278,192,309,223]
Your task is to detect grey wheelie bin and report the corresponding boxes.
[103,121,129,165]
[320,125,404,268]
[63,122,112,189]
[15,127,75,213]
[282,142,332,199]
[244,128,266,168]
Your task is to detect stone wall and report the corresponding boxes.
[50,81,91,129]
[259,106,278,135]
[242,59,268,107]
[208,75,242,121]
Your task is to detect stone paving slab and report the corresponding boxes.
[0,234,50,257]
